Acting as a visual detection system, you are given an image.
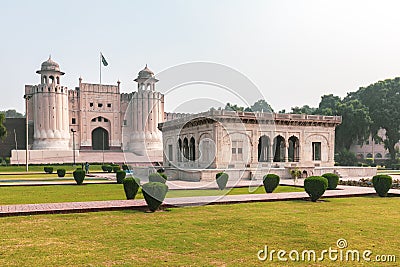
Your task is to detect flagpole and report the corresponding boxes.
[99,52,102,84]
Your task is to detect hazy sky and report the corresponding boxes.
[2,0,400,114]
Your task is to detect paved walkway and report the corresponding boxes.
[0,184,399,217]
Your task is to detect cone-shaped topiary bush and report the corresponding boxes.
[57,169,66,178]
[216,172,229,190]
[148,172,167,184]
[116,170,126,184]
[304,176,328,202]
[73,169,86,185]
[263,174,280,193]
[142,182,169,212]
[322,173,339,190]
[123,177,141,200]
[44,167,53,174]
[372,175,392,197]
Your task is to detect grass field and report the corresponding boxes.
[0,184,303,205]
[0,196,398,266]
[0,164,104,173]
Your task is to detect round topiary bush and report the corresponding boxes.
[57,169,66,178]
[101,165,109,172]
[322,173,339,190]
[142,182,169,212]
[263,174,280,193]
[372,175,392,197]
[123,177,141,200]
[148,172,167,184]
[112,165,121,173]
[216,172,229,190]
[116,170,126,184]
[304,176,328,202]
[44,167,53,174]
[73,169,86,185]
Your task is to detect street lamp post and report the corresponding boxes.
[23,94,32,172]
[71,129,76,166]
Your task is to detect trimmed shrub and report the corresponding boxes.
[101,165,113,173]
[157,168,165,173]
[57,169,66,178]
[216,172,229,190]
[73,169,86,185]
[372,175,392,197]
[142,182,169,211]
[122,164,129,171]
[304,176,328,202]
[44,167,53,174]
[112,165,121,173]
[263,174,280,193]
[149,172,167,184]
[123,177,141,200]
[322,173,339,190]
[116,170,126,184]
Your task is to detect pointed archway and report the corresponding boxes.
[92,127,109,150]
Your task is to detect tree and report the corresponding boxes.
[0,109,24,118]
[347,78,400,160]
[0,113,7,141]
[224,103,244,112]
[290,105,317,114]
[317,94,341,115]
[246,99,273,113]
[335,99,372,151]
[225,99,274,113]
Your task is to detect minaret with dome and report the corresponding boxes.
[124,65,164,155]
[27,56,70,150]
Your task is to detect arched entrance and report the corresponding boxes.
[92,127,109,150]
[273,135,285,162]
[258,135,270,162]
[288,136,300,162]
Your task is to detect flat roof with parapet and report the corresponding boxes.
[158,110,342,131]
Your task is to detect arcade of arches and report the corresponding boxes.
[160,110,341,170]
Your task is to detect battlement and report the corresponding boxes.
[79,82,120,94]
[120,93,133,102]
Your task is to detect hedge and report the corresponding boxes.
[123,177,141,200]
[322,173,339,190]
[56,169,66,178]
[304,176,328,202]
[116,170,126,184]
[263,174,280,193]
[142,182,169,212]
[44,167,53,174]
[372,175,392,197]
[73,169,85,185]
[148,172,167,184]
[216,172,229,190]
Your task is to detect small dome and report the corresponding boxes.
[137,64,154,79]
[40,56,60,72]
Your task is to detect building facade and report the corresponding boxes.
[158,110,366,181]
[18,57,164,162]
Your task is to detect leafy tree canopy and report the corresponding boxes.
[0,113,7,141]
[0,109,24,118]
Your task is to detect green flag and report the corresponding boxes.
[101,53,108,66]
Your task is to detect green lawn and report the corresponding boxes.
[0,164,104,173]
[0,197,398,266]
[0,184,303,205]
